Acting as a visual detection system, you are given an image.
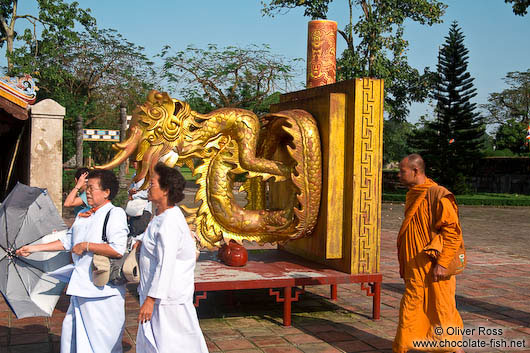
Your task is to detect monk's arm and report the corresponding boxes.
[434,195,462,268]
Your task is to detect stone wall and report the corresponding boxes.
[382,157,530,195]
[470,157,530,194]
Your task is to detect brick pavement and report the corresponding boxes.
[2,208,530,352]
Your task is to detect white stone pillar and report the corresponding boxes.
[29,99,65,215]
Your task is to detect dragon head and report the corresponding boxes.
[96,90,194,188]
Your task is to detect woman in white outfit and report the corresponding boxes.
[135,162,208,353]
[17,169,128,353]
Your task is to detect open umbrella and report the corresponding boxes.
[0,182,71,318]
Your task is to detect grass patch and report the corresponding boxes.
[383,192,530,206]
[178,166,197,182]
[248,249,269,254]
[383,193,407,203]
[113,188,129,209]
[455,193,530,206]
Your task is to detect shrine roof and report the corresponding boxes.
[0,75,38,121]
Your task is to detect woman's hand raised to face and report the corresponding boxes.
[75,172,89,190]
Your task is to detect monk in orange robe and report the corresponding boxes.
[393,154,464,353]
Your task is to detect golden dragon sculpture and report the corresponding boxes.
[98,90,322,248]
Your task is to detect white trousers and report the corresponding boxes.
[61,295,125,353]
[136,298,208,353]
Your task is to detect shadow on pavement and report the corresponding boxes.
[195,287,377,321]
[288,315,393,352]
[382,282,530,328]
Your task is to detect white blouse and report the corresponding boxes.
[138,206,196,304]
[59,202,129,298]
[129,177,152,213]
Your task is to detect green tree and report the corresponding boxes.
[504,0,530,15]
[494,119,527,155]
[479,131,496,156]
[261,0,446,120]
[0,0,95,72]
[410,22,484,193]
[11,28,157,163]
[159,44,300,113]
[481,70,530,125]
[482,70,529,156]
[383,118,413,164]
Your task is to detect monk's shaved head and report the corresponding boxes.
[398,154,427,188]
[404,154,425,174]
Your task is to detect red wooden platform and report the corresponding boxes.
[194,249,382,326]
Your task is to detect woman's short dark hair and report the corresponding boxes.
[75,167,90,180]
[154,162,185,205]
[87,169,119,200]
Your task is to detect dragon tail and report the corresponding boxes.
[262,109,322,239]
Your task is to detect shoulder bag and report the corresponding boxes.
[92,209,137,286]
[422,187,467,276]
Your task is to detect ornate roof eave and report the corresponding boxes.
[0,75,38,106]
[0,74,38,121]
[0,94,29,121]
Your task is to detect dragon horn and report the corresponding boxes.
[95,128,142,170]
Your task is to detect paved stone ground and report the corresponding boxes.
[2,192,530,352]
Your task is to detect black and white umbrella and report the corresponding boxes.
[0,182,71,318]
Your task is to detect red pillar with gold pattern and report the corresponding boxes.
[306,20,338,88]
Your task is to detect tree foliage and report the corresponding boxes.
[0,0,95,72]
[409,22,484,193]
[494,119,528,155]
[505,0,530,15]
[481,70,529,156]
[11,27,157,163]
[383,118,413,164]
[262,0,447,120]
[159,44,300,112]
[481,70,530,125]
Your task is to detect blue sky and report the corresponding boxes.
[11,0,530,123]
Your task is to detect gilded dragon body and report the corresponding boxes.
[98,90,322,248]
